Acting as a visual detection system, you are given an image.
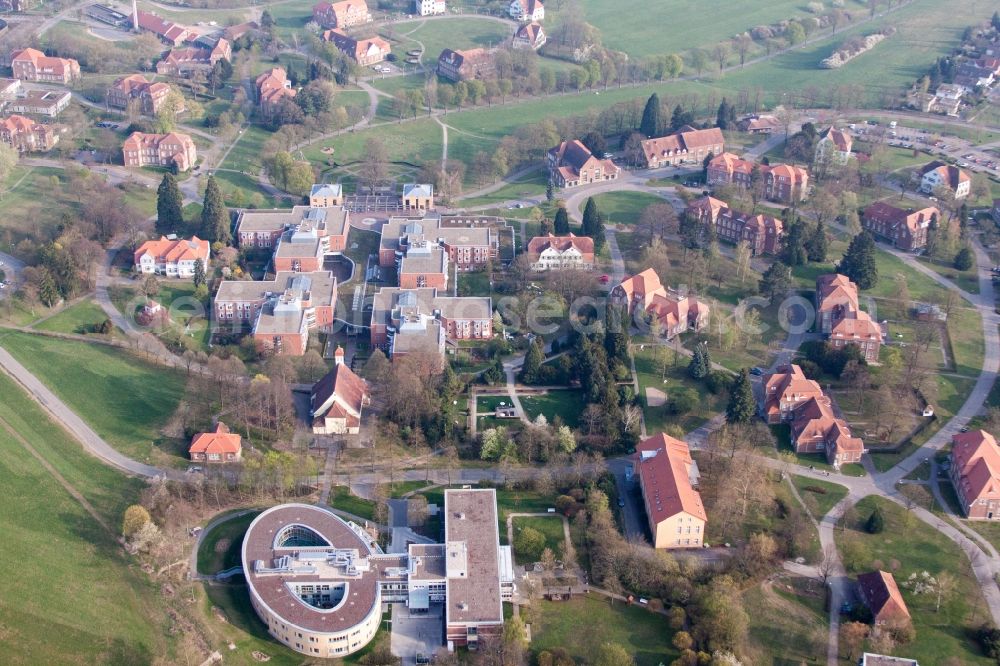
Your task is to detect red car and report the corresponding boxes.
[598,274,610,284]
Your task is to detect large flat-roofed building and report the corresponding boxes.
[8,89,72,117]
[370,287,492,358]
[443,488,505,647]
[213,271,338,356]
[235,205,350,253]
[242,490,511,658]
[378,213,505,272]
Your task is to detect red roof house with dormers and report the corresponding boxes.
[950,429,1000,520]
[189,423,242,463]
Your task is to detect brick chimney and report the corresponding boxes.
[334,346,345,366]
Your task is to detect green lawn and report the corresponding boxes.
[948,306,984,378]
[219,125,274,173]
[0,166,74,240]
[33,299,112,336]
[634,346,725,434]
[456,168,548,208]
[389,18,512,66]
[531,596,677,666]
[743,576,828,664]
[328,485,376,521]
[791,474,849,518]
[197,511,260,576]
[0,370,174,664]
[520,390,586,428]
[457,269,492,297]
[836,495,993,664]
[511,515,566,563]
[0,331,188,466]
[591,191,666,227]
[572,0,805,58]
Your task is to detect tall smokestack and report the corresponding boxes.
[132,0,139,32]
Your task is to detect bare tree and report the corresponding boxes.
[712,43,731,73]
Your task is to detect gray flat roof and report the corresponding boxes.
[444,489,503,627]
[215,271,337,306]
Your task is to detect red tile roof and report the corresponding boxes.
[763,363,824,419]
[189,422,242,455]
[134,235,209,265]
[525,233,594,257]
[310,357,370,426]
[952,430,1000,506]
[635,433,706,522]
[858,570,910,624]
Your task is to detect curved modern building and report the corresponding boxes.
[243,491,514,658]
[242,504,387,658]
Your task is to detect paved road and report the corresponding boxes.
[0,250,24,295]
[0,345,175,479]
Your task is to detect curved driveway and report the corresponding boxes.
[0,345,176,479]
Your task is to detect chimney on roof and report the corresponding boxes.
[334,346,345,366]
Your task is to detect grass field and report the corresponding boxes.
[511,515,565,563]
[456,167,548,208]
[592,191,666,227]
[572,0,809,58]
[0,166,74,240]
[0,370,173,664]
[0,331,188,466]
[743,575,828,664]
[197,511,260,576]
[219,125,274,174]
[791,474,849,518]
[836,495,993,664]
[33,299,111,336]
[530,596,677,665]
[635,345,726,434]
[520,390,586,428]
[390,18,512,66]
[328,485,376,521]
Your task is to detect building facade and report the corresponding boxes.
[547,139,620,188]
[633,433,706,549]
[188,422,242,463]
[242,494,509,657]
[122,131,197,171]
[437,48,496,82]
[256,67,296,117]
[919,161,970,198]
[156,39,231,77]
[816,273,882,362]
[322,29,391,66]
[950,429,1000,520]
[0,114,58,152]
[10,48,80,83]
[610,268,709,339]
[107,74,173,115]
[525,233,594,271]
[862,202,939,251]
[134,236,209,277]
[640,126,724,169]
[686,196,783,256]
[508,0,544,22]
[313,0,372,28]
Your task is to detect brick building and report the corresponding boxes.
[122,131,197,171]
[816,273,883,362]
[686,196,783,256]
[313,0,372,28]
[640,126,724,168]
[546,139,620,188]
[0,114,58,152]
[10,48,80,83]
[106,74,173,115]
[862,202,939,251]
